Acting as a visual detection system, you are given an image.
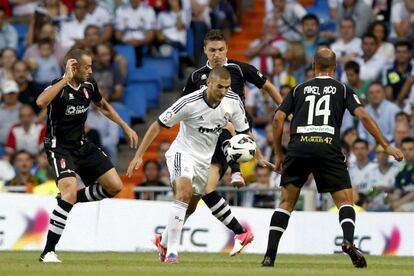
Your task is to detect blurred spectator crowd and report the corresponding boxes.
[1,0,414,213]
[0,0,243,193]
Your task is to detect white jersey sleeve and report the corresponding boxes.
[158,96,191,128]
[227,92,249,132]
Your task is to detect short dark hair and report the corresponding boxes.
[344,60,360,74]
[38,37,53,47]
[352,138,369,148]
[204,29,226,45]
[401,137,414,146]
[395,111,410,123]
[368,81,384,91]
[314,49,336,71]
[395,40,412,51]
[362,33,377,43]
[84,24,100,36]
[11,150,33,165]
[341,17,356,28]
[208,66,231,80]
[64,48,91,65]
[301,13,319,25]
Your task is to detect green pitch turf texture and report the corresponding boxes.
[1,251,413,276]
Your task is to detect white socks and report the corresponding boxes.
[166,200,188,256]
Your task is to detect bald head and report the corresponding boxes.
[314,48,336,72]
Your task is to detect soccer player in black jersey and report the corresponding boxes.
[262,48,404,268]
[181,29,282,256]
[37,49,138,262]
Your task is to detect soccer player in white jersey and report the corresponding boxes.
[127,67,271,263]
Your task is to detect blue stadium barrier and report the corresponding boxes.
[12,23,28,58]
[123,84,148,119]
[112,102,133,139]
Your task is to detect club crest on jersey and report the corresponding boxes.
[257,71,263,78]
[353,94,361,104]
[69,93,74,100]
[224,112,230,121]
[83,88,89,99]
[161,111,173,123]
[60,158,66,169]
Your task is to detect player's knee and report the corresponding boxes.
[106,180,123,196]
[61,189,77,204]
[176,187,193,203]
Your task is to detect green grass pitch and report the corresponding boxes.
[1,251,414,276]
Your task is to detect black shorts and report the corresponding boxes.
[280,154,351,193]
[45,141,114,185]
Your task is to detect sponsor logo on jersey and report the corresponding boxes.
[198,124,223,134]
[83,88,89,99]
[297,125,335,135]
[60,158,66,169]
[65,105,89,115]
[304,86,320,95]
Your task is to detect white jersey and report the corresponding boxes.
[367,163,399,189]
[158,87,249,165]
[348,161,376,194]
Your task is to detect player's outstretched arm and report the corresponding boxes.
[273,110,287,173]
[36,59,77,109]
[354,107,404,161]
[262,80,283,105]
[127,121,163,177]
[93,98,138,149]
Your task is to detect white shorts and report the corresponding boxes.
[166,151,209,195]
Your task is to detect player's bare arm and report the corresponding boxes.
[261,80,283,105]
[36,59,77,109]
[127,121,164,177]
[272,110,287,173]
[353,107,404,161]
[93,98,138,149]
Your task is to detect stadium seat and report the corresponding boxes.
[0,144,5,157]
[122,85,148,119]
[111,102,133,139]
[12,23,28,58]
[143,52,178,90]
[180,28,195,60]
[114,44,136,72]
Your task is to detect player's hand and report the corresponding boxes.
[385,145,404,161]
[127,155,143,177]
[255,151,276,170]
[64,59,77,81]
[123,126,139,148]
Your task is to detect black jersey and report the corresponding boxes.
[182,59,267,102]
[278,76,362,156]
[44,77,102,147]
